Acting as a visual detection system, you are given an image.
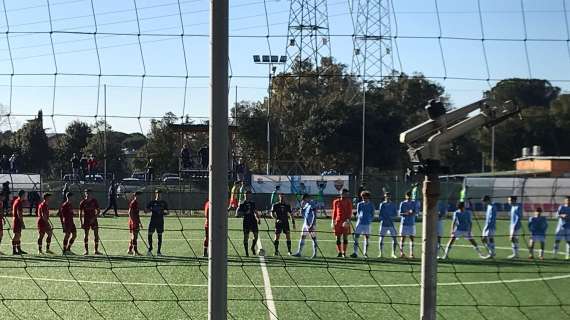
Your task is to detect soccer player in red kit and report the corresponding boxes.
[60,192,77,254]
[12,189,27,255]
[79,189,101,255]
[37,193,55,254]
[203,200,209,257]
[127,191,143,255]
[331,189,353,258]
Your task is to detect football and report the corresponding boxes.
[258,248,266,256]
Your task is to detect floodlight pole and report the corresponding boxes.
[209,0,229,318]
[420,160,440,320]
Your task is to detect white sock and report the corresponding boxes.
[297,238,305,254]
[363,238,368,256]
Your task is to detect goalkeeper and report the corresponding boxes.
[331,189,352,258]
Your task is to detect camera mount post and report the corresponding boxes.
[400,99,520,320]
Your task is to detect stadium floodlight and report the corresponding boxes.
[253,54,287,175]
[400,98,520,320]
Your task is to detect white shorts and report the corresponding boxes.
[379,225,397,237]
[555,228,570,241]
[301,224,316,237]
[400,225,416,237]
[437,220,443,237]
[354,224,371,235]
[452,230,473,240]
[482,228,496,238]
[510,227,521,238]
[531,235,546,242]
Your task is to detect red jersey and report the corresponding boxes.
[60,201,74,221]
[332,198,353,224]
[204,201,210,228]
[12,197,23,220]
[128,199,140,224]
[37,200,50,222]
[79,198,99,218]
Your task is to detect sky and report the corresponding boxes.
[0,0,568,135]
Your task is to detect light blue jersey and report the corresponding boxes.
[556,205,570,230]
[452,209,472,232]
[302,201,317,227]
[528,216,548,236]
[483,203,497,232]
[356,201,375,226]
[378,201,397,227]
[399,200,417,226]
[510,203,523,231]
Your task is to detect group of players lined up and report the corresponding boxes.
[0,189,169,256]
[226,188,570,260]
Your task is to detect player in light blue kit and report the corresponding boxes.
[292,194,318,259]
[481,195,497,259]
[437,200,447,256]
[351,191,374,258]
[528,207,548,260]
[378,192,399,258]
[508,196,523,259]
[399,191,417,258]
[554,196,570,259]
[440,202,485,259]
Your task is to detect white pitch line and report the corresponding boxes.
[258,236,278,320]
[0,273,567,290]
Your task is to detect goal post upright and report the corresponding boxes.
[209,0,229,317]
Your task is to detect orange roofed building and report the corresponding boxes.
[514,156,570,178]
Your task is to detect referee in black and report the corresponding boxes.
[238,190,260,257]
[271,193,295,256]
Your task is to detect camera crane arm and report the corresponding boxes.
[401,99,520,166]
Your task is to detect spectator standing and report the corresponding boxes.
[146,159,154,182]
[1,155,9,173]
[102,181,119,217]
[70,153,80,180]
[87,155,97,175]
[1,181,10,215]
[198,144,209,169]
[27,186,41,216]
[9,154,17,173]
[180,144,192,169]
[79,155,88,179]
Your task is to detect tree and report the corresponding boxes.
[235,63,447,174]
[49,120,92,178]
[83,121,126,179]
[11,111,52,173]
[480,78,561,170]
[122,133,147,151]
[137,112,179,175]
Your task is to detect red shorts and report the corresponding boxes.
[12,218,23,234]
[229,198,238,208]
[333,222,350,237]
[37,220,52,234]
[129,220,140,233]
[63,220,76,234]
[82,217,98,230]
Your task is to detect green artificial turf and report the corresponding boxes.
[0,214,568,319]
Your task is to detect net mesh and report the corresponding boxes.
[0,0,568,319]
